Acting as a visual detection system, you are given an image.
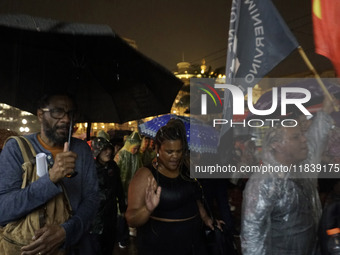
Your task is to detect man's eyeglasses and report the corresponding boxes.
[41,108,75,119]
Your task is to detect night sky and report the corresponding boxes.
[0,0,333,75]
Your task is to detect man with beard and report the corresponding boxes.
[0,93,99,254]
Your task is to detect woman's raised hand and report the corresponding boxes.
[145,177,161,213]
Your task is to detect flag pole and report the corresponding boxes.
[297,46,338,111]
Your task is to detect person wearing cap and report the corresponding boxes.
[97,130,110,141]
[88,133,126,255]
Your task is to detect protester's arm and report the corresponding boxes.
[21,140,99,254]
[241,177,276,255]
[322,94,336,115]
[61,141,99,247]
[0,138,61,226]
[125,167,161,227]
[197,200,215,230]
[306,102,334,164]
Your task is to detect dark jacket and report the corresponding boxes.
[91,160,126,234]
[0,133,99,247]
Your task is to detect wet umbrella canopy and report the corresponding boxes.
[139,114,219,153]
[0,14,183,124]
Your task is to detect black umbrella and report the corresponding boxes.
[0,14,183,124]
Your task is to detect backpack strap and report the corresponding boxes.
[5,136,38,188]
[4,136,73,228]
[6,136,36,165]
[19,136,36,162]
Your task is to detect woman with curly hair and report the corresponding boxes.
[126,119,219,255]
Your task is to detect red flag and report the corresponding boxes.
[313,0,340,76]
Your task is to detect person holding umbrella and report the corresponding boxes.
[0,93,99,254]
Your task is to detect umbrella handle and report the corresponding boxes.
[67,115,73,150]
[66,115,78,178]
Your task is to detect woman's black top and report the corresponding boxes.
[148,165,202,219]
[136,165,207,255]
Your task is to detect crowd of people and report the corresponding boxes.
[0,91,340,255]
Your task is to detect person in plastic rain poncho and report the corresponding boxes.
[114,132,143,247]
[241,97,335,255]
[114,131,142,197]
